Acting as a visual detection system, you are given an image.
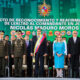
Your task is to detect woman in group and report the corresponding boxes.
[53,35,65,78]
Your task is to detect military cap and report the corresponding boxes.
[16,30,22,34]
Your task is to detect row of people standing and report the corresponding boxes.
[0,29,79,78]
[0,29,53,77]
[0,29,48,77]
[53,31,80,78]
[0,30,32,77]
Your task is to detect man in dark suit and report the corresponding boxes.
[68,31,80,78]
[10,33,16,77]
[47,41,53,77]
[31,28,47,77]
[5,35,12,77]
[25,35,32,77]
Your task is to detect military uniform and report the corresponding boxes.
[12,38,26,77]
[0,31,7,77]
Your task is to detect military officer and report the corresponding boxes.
[0,31,7,77]
[11,30,26,77]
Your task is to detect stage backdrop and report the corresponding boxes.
[0,0,80,42]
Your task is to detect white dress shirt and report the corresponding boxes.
[73,37,77,43]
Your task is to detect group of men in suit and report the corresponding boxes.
[0,29,79,78]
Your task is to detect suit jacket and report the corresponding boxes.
[68,37,80,55]
[31,35,47,55]
[5,40,11,57]
[25,40,31,56]
[5,40,12,65]
[47,41,53,57]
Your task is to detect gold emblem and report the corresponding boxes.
[15,39,23,46]
[38,0,51,17]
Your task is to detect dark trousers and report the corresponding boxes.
[14,58,22,77]
[27,56,32,77]
[34,53,44,77]
[9,57,13,77]
[0,58,5,77]
[5,57,12,77]
[71,55,79,78]
[48,58,53,77]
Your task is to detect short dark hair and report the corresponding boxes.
[16,30,22,33]
[0,30,5,33]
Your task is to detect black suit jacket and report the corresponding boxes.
[31,36,47,55]
[5,40,12,66]
[6,41,11,56]
[68,37,80,55]
[25,40,31,56]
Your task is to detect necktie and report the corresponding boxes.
[26,41,29,48]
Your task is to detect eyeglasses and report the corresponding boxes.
[57,37,61,38]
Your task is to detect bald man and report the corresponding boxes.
[68,31,80,78]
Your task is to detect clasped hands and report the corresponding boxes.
[56,53,62,57]
[30,53,47,57]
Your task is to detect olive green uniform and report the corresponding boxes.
[12,39,26,77]
[0,39,7,77]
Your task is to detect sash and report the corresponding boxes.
[34,34,45,56]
